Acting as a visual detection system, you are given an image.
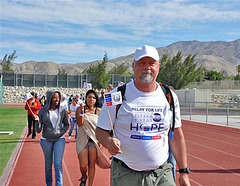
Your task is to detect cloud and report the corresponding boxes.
[1,1,240,33]
[1,40,135,62]
[1,0,240,63]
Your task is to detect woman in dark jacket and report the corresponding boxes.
[36,90,69,186]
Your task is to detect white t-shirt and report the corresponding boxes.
[49,109,59,129]
[60,100,68,111]
[70,104,79,118]
[77,99,83,105]
[97,81,182,171]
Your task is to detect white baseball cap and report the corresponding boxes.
[134,45,159,62]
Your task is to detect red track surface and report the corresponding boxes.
[4,119,240,186]
[3,104,25,108]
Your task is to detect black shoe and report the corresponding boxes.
[79,176,87,186]
[27,133,31,137]
[32,136,36,139]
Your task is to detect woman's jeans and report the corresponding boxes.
[40,138,65,186]
[68,117,78,139]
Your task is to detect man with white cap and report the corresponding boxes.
[96,45,190,186]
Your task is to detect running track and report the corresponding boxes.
[2,119,240,185]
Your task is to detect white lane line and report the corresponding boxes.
[185,131,240,148]
[3,127,27,186]
[186,140,240,159]
[184,125,240,140]
[188,153,240,177]
[63,158,74,186]
[189,178,203,186]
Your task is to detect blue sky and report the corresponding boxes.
[1,0,240,64]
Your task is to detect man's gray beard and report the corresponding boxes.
[140,70,153,83]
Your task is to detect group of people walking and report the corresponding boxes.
[24,45,190,186]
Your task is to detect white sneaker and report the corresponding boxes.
[68,136,71,139]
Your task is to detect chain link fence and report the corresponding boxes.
[1,72,133,88]
[187,80,240,89]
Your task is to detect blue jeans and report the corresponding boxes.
[40,138,65,186]
[68,117,78,139]
[168,146,176,181]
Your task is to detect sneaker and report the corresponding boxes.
[68,136,71,139]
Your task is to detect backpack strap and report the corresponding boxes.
[115,84,126,118]
[160,83,175,140]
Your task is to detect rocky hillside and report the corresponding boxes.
[3,39,240,76]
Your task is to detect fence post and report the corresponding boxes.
[227,103,229,127]
[14,73,16,86]
[0,75,3,106]
[206,102,208,123]
[45,74,47,87]
[190,102,192,120]
[57,74,58,87]
[33,73,35,87]
[81,74,83,88]
[21,74,23,86]
[67,74,68,88]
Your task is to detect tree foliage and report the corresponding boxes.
[204,70,224,81]
[85,52,111,89]
[109,62,131,76]
[157,52,203,89]
[236,65,240,75]
[1,50,17,73]
[234,75,240,80]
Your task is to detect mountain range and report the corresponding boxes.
[2,39,240,76]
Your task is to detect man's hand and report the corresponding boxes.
[179,173,191,186]
[107,138,122,155]
[33,114,39,121]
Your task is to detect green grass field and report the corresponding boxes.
[0,107,27,177]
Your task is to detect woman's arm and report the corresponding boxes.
[76,104,84,127]
[60,109,69,135]
[97,107,102,116]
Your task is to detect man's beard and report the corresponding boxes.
[140,70,153,83]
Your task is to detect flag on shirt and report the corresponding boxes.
[105,91,122,106]
[24,93,32,100]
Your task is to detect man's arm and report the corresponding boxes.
[96,127,122,155]
[169,127,191,186]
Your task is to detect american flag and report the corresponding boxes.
[24,93,32,100]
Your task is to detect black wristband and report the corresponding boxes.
[179,167,190,174]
